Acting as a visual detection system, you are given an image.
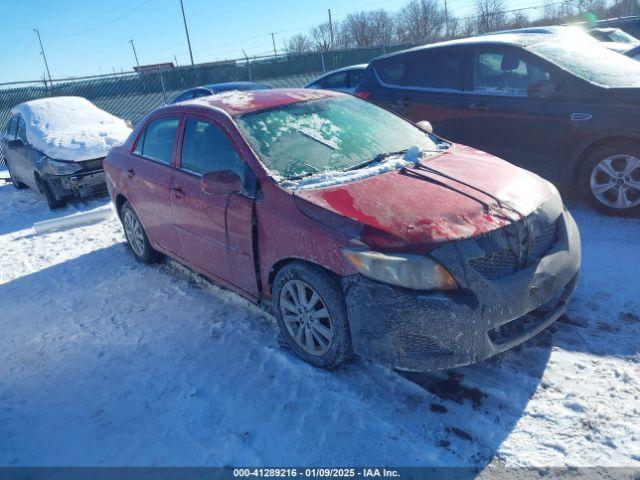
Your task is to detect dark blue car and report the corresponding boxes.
[355,33,640,215]
[170,81,270,104]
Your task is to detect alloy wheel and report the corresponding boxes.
[123,209,146,257]
[279,279,333,356]
[590,154,640,210]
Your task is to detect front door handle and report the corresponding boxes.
[126,168,135,179]
[469,102,490,112]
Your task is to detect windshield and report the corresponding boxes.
[529,41,640,88]
[236,96,438,181]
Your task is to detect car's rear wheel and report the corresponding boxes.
[121,201,159,263]
[272,262,352,369]
[580,141,640,215]
[5,160,27,190]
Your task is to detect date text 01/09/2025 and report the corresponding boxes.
[232,468,400,478]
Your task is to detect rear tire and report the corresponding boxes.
[579,141,640,216]
[120,201,160,264]
[272,262,352,369]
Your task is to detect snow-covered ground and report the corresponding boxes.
[0,168,638,468]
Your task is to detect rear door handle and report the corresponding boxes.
[570,113,592,121]
[172,185,185,198]
[398,97,411,109]
[469,102,490,112]
[126,168,135,178]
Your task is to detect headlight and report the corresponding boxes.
[342,249,458,291]
[44,157,82,175]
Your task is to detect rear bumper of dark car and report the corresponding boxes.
[342,206,581,371]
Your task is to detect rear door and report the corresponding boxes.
[461,45,574,181]
[172,116,258,296]
[128,115,182,256]
[399,47,469,140]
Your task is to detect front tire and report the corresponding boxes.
[41,178,65,209]
[579,141,640,216]
[272,262,352,369]
[121,201,160,264]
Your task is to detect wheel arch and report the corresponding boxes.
[267,257,342,298]
[568,134,640,187]
[114,193,129,218]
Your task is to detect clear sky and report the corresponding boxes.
[0,0,544,84]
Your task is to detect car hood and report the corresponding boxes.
[293,144,557,252]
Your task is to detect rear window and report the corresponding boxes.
[5,116,18,138]
[133,117,180,165]
[404,49,464,90]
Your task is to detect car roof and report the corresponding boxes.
[372,32,558,61]
[201,81,268,92]
[176,88,342,116]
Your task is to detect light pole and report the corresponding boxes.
[33,28,53,85]
[179,0,195,65]
[129,39,140,68]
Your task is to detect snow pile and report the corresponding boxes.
[0,179,639,467]
[11,96,132,162]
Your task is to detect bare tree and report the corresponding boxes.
[343,12,378,47]
[475,0,508,34]
[286,33,313,54]
[369,10,396,46]
[507,11,530,29]
[397,0,446,44]
[310,22,333,52]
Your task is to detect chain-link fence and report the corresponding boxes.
[0,44,411,166]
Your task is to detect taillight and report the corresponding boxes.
[354,91,370,100]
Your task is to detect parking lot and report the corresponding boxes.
[0,167,638,468]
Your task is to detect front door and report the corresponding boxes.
[172,116,258,295]
[128,115,182,256]
[461,46,573,182]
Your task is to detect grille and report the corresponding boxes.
[469,217,559,280]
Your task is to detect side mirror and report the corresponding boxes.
[7,138,24,148]
[201,170,243,195]
[527,80,561,100]
[125,119,133,128]
[416,120,433,134]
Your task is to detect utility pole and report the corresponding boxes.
[129,39,140,68]
[271,33,278,57]
[443,0,450,38]
[33,28,53,85]
[174,54,179,67]
[328,9,334,50]
[179,0,195,65]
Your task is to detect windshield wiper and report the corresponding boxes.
[346,149,409,171]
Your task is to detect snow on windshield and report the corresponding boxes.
[237,96,437,184]
[529,41,640,88]
[11,96,132,162]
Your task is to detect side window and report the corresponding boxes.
[5,116,18,138]
[133,117,180,165]
[375,58,407,86]
[192,89,211,99]
[16,117,27,143]
[404,50,464,90]
[320,71,349,89]
[180,118,244,176]
[350,69,365,87]
[473,50,552,97]
[174,91,194,103]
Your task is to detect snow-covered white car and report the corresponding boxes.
[0,96,132,209]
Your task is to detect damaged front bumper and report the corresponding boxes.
[45,170,107,201]
[342,203,581,371]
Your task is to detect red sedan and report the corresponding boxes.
[104,89,580,371]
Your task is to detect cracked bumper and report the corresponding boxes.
[342,208,581,371]
[46,170,107,200]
